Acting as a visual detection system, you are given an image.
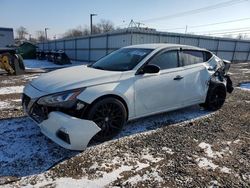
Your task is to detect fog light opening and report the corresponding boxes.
[56,128,71,144]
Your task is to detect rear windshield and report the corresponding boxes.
[91,48,153,71]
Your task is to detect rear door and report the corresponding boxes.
[179,50,210,105]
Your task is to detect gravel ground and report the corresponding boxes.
[0,62,249,187]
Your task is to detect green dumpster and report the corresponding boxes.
[16,42,37,59]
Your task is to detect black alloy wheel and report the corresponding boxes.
[201,82,227,111]
[87,98,127,142]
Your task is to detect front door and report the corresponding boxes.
[134,50,185,117]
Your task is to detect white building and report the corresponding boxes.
[0,27,14,47]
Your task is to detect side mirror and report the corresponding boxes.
[141,64,160,74]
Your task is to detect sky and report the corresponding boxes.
[1,0,250,39]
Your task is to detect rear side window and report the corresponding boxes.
[181,50,204,66]
[149,50,178,70]
[203,51,213,61]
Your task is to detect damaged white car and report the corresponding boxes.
[22,44,233,150]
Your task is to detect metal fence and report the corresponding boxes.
[38,29,250,63]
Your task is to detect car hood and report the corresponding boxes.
[31,65,123,93]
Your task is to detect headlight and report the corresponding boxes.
[37,88,84,108]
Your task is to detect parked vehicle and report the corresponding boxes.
[22,44,233,150]
[0,47,25,75]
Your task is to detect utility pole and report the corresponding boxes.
[185,25,188,34]
[90,14,97,35]
[45,28,49,41]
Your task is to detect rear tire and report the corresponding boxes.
[87,97,127,142]
[201,82,227,111]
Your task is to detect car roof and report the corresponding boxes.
[124,43,206,51]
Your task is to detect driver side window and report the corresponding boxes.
[149,50,178,70]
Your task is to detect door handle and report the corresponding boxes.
[173,75,184,80]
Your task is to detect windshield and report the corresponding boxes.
[90,48,153,71]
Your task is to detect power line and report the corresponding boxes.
[140,0,248,23]
[195,26,250,34]
[205,32,250,38]
[200,29,250,35]
[116,0,249,28]
[190,17,250,29]
[210,32,250,36]
[159,17,250,31]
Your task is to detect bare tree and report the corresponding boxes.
[82,26,90,35]
[63,26,85,38]
[36,30,46,42]
[16,26,28,40]
[97,19,115,33]
[91,25,102,34]
[61,19,115,39]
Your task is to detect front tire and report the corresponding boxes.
[87,97,127,142]
[201,82,227,111]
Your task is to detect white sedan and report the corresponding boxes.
[22,44,233,150]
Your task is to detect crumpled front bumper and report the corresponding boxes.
[38,111,101,151]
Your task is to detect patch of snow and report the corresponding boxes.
[0,80,16,84]
[124,174,142,185]
[147,171,163,182]
[228,71,237,75]
[199,142,215,158]
[87,157,152,187]
[141,171,163,183]
[117,105,213,139]
[220,166,231,174]
[44,165,133,188]
[11,99,21,102]
[166,160,174,167]
[198,142,231,158]
[209,180,220,188]
[89,162,99,170]
[124,170,163,186]
[244,70,250,74]
[23,59,87,69]
[0,86,24,95]
[0,105,213,178]
[0,101,13,109]
[233,139,241,144]
[141,153,163,163]
[21,74,40,81]
[162,147,174,155]
[242,174,250,182]
[238,83,250,91]
[195,157,218,170]
[239,68,250,71]
[0,118,76,177]
[136,161,150,171]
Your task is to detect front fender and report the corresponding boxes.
[77,81,135,118]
